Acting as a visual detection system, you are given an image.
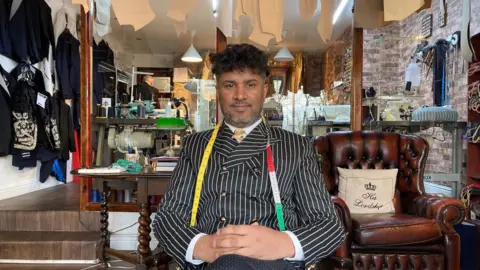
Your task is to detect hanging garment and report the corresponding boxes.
[55,30,80,100]
[53,92,76,162]
[10,64,38,151]
[53,5,79,45]
[7,0,55,64]
[10,63,60,151]
[92,0,111,42]
[72,130,81,183]
[56,29,80,129]
[0,0,12,56]
[0,64,15,156]
[432,39,449,107]
[50,93,75,182]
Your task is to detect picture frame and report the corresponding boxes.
[153,77,171,93]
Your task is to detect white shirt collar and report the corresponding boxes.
[225,118,262,136]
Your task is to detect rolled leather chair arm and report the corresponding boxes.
[412,194,465,233]
[331,195,352,261]
[320,255,353,269]
[331,195,352,234]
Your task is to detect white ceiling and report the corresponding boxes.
[106,0,353,55]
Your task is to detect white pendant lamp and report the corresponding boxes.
[274,31,294,62]
[274,46,294,62]
[182,30,202,63]
[182,44,202,62]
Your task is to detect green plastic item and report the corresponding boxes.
[156,117,187,130]
[112,159,142,173]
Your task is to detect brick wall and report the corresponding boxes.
[304,53,325,97]
[324,26,353,104]
[363,0,480,181]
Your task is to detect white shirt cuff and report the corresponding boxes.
[185,233,207,265]
[283,231,305,261]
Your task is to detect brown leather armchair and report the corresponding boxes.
[314,131,465,270]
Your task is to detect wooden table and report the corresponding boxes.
[72,169,172,270]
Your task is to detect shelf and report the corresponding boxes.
[93,118,157,125]
[92,117,187,131]
[363,94,425,101]
[363,94,425,106]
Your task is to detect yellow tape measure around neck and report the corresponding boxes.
[189,117,285,230]
[189,121,222,227]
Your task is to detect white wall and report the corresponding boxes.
[133,54,174,68]
[109,213,159,251]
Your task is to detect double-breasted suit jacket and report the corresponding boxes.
[153,121,345,269]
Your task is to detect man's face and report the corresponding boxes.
[216,69,268,128]
[146,78,154,86]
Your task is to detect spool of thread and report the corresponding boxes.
[116,190,125,202]
[108,107,115,118]
[137,104,145,118]
[125,153,138,163]
[150,195,157,205]
[96,104,102,117]
[124,189,133,202]
[108,190,117,202]
[100,106,107,118]
[91,189,100,202]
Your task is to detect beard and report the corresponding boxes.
[223,113,261,128]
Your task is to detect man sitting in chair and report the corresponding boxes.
[153,44,345,270]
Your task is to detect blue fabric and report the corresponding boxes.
[51,159,65,183]
[455,222,478,270]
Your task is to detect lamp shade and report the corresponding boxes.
[274,46,294,62]
[181,44,202,62]
[184,81,197,92]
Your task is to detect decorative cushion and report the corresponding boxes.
[412,106,459,121]
[352,213,442,246]
[337,168,398,214]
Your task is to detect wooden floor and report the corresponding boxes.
[0,182,80,211]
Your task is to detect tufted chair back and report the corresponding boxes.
[314,131,429,213]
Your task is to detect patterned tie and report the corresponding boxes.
[232,128,246,142]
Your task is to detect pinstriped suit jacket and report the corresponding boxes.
[153,121,345,269]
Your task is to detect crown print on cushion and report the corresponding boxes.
[364,182,377,191]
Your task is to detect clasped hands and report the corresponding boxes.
[193,222,295,263]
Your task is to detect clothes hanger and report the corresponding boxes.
[17,60,36,87]
[465,123,480,143]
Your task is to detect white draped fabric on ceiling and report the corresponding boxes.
[71,0,431,48]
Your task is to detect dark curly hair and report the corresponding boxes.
[210,44,270,80]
